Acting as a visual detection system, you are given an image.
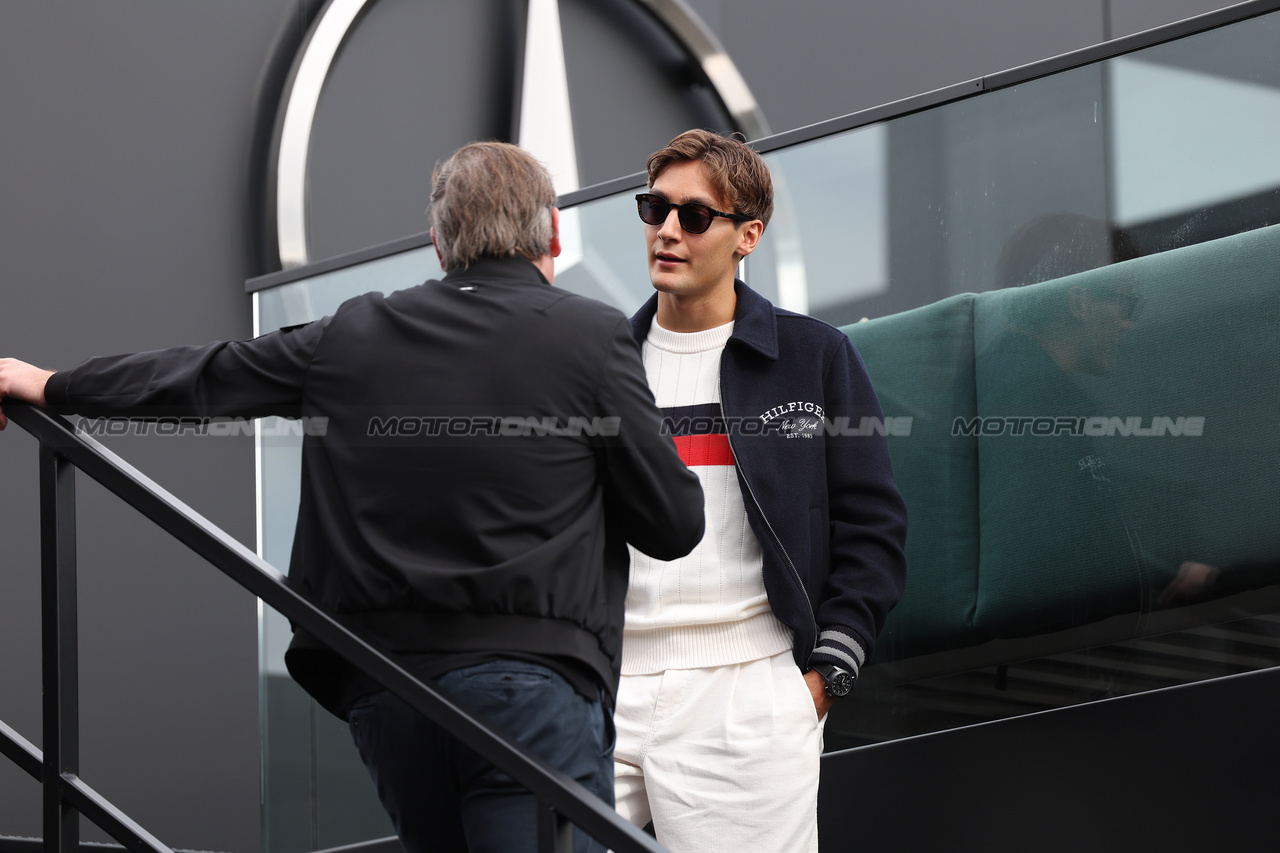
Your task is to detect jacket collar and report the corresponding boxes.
[629,279,779,361]
[442,255,550,285]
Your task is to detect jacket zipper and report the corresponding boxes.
[718,390,819,658]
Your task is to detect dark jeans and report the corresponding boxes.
[347,660,614,853]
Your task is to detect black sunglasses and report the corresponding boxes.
[636,193,752,234]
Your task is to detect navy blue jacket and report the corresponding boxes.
[630,281,908,677]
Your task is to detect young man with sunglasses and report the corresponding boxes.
[613,130,909,851]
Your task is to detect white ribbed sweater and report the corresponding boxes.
[622,319,793,675]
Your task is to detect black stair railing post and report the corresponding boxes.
[537,800,573,853]
[40,442,80,853]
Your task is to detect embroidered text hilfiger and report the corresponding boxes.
[757,401,824,422]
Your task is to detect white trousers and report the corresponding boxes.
[613,651,825,853]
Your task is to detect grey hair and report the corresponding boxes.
[429,141,556,271]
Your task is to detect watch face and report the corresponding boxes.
[828,670,854,697]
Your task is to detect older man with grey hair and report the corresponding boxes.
[0,141,705,853]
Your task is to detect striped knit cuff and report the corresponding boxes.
[810,628,867,678]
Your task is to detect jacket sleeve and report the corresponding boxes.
[593,317,705,561]
[43,320,330,419]
[810,335,908,678]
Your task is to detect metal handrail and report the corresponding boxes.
[0,402,666,853]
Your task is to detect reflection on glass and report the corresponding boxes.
[257,249,444,852]
[1112,57,1280,226]
[258,245,443,332]
[834,611,1280,750]
[757,124,888,317]
[838,215,1280,748]
[551,192,652,313]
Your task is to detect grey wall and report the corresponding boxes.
[0,0,1247,850]
[0,2,315,850]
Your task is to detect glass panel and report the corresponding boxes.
[751,123,889,317]
[1111,14,1280,234]
[552,195,653,313]
[257,245,442,333]
[255,8,1280,843]
[1111,56,1280,226]
[761,11,1280,749]
[257,248,442,853]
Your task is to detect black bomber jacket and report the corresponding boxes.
[46,256,705,712]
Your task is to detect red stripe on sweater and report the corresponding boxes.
[673,433,734,467]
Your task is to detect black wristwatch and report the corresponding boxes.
[811,663,854,698]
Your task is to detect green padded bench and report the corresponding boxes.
[845,222,1280,661]
[843,294,983,660]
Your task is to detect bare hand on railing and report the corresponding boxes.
[0,358,54,431]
